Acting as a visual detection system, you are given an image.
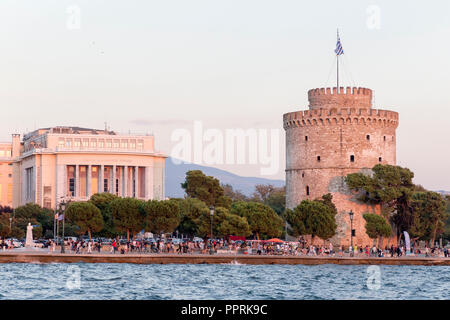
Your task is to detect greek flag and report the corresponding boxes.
[335,36,344,56]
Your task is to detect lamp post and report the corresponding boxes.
[349,210,354,256]
[209,205,214,255]
[60,201,66,253]
[9,217,12,232]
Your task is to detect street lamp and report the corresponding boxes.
[209,205,215,255]
[9,217,12,232]
[60,201,66,253]
[349,210,354,256]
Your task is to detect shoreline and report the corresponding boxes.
[0,252,449,266]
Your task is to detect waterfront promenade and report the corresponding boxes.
[0,251,448,266]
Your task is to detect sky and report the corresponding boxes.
[0,1,449,190]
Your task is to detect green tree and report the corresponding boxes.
[66,201,104,240]
[217,212,251,238]
[181,170,232,208]
[0,213,11,238]
[176,198,210,236]
[89,193,118,237]
[409,191,447,245]
[143,200,181,235]
[362,213,392,245]
[110,197,145,241]
[230,201,283,239]
[345,164,415,239]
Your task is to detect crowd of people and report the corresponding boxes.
[41,237,450,258]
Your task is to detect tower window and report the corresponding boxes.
[384,136,386,141]
[366,135,370,141]
[302,173,304,178]
[305,136,308,141]
[306,186,310,196]
[379,157,382,162]
[317,156,321,162]
[350,155,355,162]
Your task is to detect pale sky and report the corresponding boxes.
[1,1,449,190]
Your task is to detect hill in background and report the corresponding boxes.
[165,157,285,198]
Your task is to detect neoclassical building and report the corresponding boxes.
[2,126,167,209]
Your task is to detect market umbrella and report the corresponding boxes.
[267,238,284,243]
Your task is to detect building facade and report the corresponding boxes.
[283,87,399,246]
[0,142,14,208]
[3,126,166,209]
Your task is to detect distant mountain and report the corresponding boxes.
[436,190,450,196]
[165,157,285,198]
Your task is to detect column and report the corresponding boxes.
[112,165,117,195]
[87,165,92,198]
[100,165,104,193]
[123,165,128,197]
[134,166,138,198]
[75,165,80,198]
[145,166,152,200]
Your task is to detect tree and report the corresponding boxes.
[110,197,145,241]
[181,170,232,208]
[143,200,181,236]
[216,213,251,238]
[89,193,118,237]
[176,198,210,236]
[285,194,337,241]
[345,164,415,239]
[222,184,248,202]
[363,213,392,245]
[250,184,286,215]
[13,203,55,239]
[66,201,104,240]
[230,201,283,239]
[0,213,11,238]
[409,191,447,245]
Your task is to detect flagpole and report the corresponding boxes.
[336,29,339,93]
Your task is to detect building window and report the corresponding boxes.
[69,178,75,196]
[74,139,81,147]
[0,150,4,156]
[121,140,128,148]
[306,186,310,196]
[82,139,89,147]
[384,136,386,141]
[129,140,136,149]
[8,174,12,178]
[302,173,304,178]
[58,139,65,148]
[305,136,308,141]
[350,155,355,162]
[98,140,104,148]
[90,139,97,148]
[65,139,72,147]
[25,167,34,200]
[116,179,119,194]
[379,157,382,162]
[113,140,120,148]
[317,156,321,162]
[366,135,370,141]
[104,179,108,192]
[6,150,11,157]
[105,140,112,148]
[137,140,144,150]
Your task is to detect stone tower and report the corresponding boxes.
[283,87,399,246]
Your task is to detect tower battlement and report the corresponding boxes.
[308,87,372,109]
